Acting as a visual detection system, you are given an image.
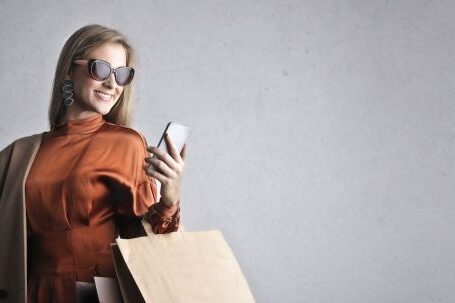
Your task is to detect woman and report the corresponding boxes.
[0,24,186,303]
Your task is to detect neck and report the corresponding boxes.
[62,105,101,124]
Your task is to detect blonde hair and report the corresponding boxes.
[48,24,136,130]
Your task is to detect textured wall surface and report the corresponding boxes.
[1,1,454,302]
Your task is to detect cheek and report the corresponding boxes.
[116,88,125,100]
[85,78,101,91]
[74,79,96,98]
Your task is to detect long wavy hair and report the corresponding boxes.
[48,24,136,130]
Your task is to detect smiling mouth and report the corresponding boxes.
[94,90,114,101]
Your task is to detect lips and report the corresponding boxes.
[94,90,114,101]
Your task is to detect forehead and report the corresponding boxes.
[85,43,127,67]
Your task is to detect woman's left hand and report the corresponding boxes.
[143,133,187,206]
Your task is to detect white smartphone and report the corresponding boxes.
[156,122,191,155]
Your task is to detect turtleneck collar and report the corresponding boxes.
[53,113,104,136]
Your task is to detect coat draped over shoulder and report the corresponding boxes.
[0,134,43,303]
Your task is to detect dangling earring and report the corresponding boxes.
[61,79,74,107]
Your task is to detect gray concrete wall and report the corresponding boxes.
[1,1,454,302]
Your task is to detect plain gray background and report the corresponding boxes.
[1,1,454,302]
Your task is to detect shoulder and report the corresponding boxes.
[0,132,43,172]
[1,133,43,154]
[101,122,149,151]
[12,133,43,146]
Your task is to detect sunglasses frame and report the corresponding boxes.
[72,58,135,86]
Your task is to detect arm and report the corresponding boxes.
[143,133,186,234]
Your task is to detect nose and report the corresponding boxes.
[102,72,117,89]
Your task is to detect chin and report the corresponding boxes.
[90,100,116,115]
[97,106,114,116]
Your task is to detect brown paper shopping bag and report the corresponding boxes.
[111,230,255,303]
[111,243,146,302]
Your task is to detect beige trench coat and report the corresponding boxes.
[0,133,43,303]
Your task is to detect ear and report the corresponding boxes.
[67,64,74,78]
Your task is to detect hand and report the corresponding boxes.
[143,133,187,206]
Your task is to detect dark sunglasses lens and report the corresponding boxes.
[91,60,111,80]
[115,67,134,86]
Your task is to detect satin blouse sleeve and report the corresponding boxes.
[111,129,180,237]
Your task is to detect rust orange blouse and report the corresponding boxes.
[25,113,180,303]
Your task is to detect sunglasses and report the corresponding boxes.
[72,59,135,86]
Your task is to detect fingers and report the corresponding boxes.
[144,134,187,182]
[164,133,183,163]
[144,156,176,178]
[180,144,187,161]
[146,134,185,170]
[146,147,178,171]
[142,163,168,184]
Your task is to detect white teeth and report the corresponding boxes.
[95,91,113,101]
